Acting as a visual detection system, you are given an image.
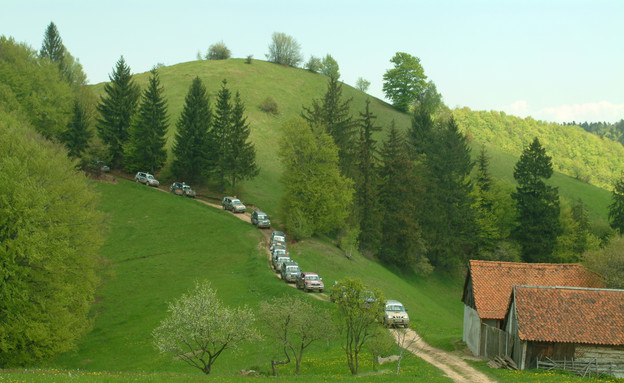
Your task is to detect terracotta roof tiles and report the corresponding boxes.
[467,260,604,320]
[513,286,624,345]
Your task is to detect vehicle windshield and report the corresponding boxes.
[147,175,155,180]
[286,266,299,272]
[273,236,285,242]
[258,215,267,220]
[306,275,319,281]
[386,305,405,312]
[183,185,191,190]
[232,199,242,204]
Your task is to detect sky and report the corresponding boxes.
[2,0,623,123]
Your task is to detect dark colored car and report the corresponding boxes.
[169,182,196,197]
[296,272,324,292]
[280,261,300,283]
[251,210,271,228]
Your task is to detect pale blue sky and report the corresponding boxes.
[3,0,622,122]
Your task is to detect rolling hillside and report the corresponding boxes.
[92,58,615,224]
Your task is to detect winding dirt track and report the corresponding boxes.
[154,185,495,382]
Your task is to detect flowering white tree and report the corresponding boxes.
[152,281,260,374]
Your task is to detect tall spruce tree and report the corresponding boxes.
[608,174,624,234]
[171,77,214,184]
[61,100,91,158]
[473,146,500,253]
[512,137,561,262]
[225,91,259,191]
[124,69,168,173]
[96,57,139,169]
[39,22,66,74]
[302,76,356,176]
[212,80,233,189]
[354,99,382,253]
[378,123,427,269]
[422,117,476,270]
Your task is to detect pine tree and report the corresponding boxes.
[171,77,213,184]
[124,69,169,173]
[378,123,427,270]
[212,79,233,189]
[96,57,140,169]
[608,174,624,234]
[225,91,259,191]
[39,22,66,74]
[512,137,561,262]
[473,146,500,253]
[61,100,91,158]
[302,76,356,176]
[353,99,382,253]
[423,117,476,269]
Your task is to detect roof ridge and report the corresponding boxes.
[515,285,624,293]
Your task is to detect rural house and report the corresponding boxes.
[461,260,603,357]
[505,285,624,378]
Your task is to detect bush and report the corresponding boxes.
[206,41,231,60]
[305,56,321,73]
[246,55,253,64]
[259,97,279,115]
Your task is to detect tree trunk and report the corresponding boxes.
[271,359,290,376]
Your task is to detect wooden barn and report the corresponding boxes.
[505,285,624,378]
[461,260,603,357]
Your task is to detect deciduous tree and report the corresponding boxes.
[96,56,140,169]
[331,278,385,375]
[259,296,335,375]
[355,77,370,93]
[382,52,428,112]
[124,69,168,173]
[266,32,302,67]
[0,118,105,366]
[152,281,260,375]
[206,41,231,60]
[278,118,353,239]
[321,54,340,79]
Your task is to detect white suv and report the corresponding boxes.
[383,300,409,328]
[135,172,159,187]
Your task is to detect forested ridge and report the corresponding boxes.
[453,108,624,190]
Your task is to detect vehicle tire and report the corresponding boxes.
[304,287,308,293]
[319,289,323,293]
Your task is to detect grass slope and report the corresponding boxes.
[49,179,451,381]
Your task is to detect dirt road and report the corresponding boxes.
[390,329,496,383]
[151,184,492,380]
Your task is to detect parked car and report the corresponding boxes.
[135,171,159,187]
[296,272,324,292]
[272,255,291,271]
[222,196,246,213]
[89,160,110,173]
[280,261,300,283]
[170,182,196,197]
[383,300,409,328]
[251,210,271,228]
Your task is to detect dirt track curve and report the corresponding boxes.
[391,329,496,383]
[150,183,494,381]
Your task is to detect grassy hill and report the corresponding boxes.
[49,179,455,381]
[92,58,613,225]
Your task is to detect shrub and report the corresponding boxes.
[206,41,231,60]
[259,97,279,115]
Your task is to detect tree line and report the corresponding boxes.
[276,52,623,274]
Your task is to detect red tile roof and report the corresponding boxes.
[467,260,603,320]
[513,286,624,345]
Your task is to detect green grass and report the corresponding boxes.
[43,179,450,381]
[468,361,624,383]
